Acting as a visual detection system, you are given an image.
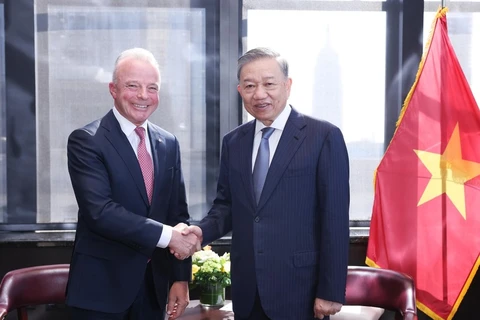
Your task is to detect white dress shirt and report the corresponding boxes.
[112,107,172,248]
[252,104,292,171]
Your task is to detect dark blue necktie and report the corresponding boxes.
[253,127,275,204]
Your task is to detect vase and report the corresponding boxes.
[199,283,225,307]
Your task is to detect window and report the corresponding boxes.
[424,2,480,104]
[1,0,227,227]
[36,3,211,223]
[3,0,477,229]
[243,0,387,220]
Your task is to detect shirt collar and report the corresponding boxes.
[254,103,292,135]
[112,106,149,136]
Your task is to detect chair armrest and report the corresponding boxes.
[0,307,7,320]
[331,306,384,320]
[403,311,417,320]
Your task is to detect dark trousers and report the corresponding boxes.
[69,263,164,320]
[236,289,323,320]
[236,289,271,320]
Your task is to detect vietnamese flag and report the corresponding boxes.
[366,7,480,320]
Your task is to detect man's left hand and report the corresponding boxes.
[314,298,342,319]
[166,281,189,319]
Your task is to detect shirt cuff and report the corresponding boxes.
[157,224,173,248]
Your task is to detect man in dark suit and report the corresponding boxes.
[66,48,199,320]
[182,47,350,319]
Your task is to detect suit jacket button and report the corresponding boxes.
[254,216,260,222]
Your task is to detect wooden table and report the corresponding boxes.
[167,300,234,320]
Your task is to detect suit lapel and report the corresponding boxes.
[237,122,257,207]
[257,109,306,210]
[102,111,150,206]
[148,126,166,213]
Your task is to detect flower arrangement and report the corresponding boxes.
[191,246,231,289]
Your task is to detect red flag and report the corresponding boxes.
[366,8,480,320]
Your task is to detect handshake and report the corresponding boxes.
[168,223,203,260]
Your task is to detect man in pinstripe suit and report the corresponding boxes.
[182,47,350,319]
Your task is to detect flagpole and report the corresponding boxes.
[437,0,448,304]
[436,5,448,306]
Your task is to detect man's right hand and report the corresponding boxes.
[168,223,202,260]
[182,225,203,244]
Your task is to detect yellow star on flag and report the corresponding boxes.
[414,123,480,219]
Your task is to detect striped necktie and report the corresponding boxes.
[253,127,275,204]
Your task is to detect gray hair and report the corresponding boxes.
[112,48,161,83]
[237,47,289,81]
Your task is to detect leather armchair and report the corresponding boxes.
[0,264,69,320]
[338,266,417,320]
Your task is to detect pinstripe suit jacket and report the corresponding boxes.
[198,107,350,319]
[65,110,191,313]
